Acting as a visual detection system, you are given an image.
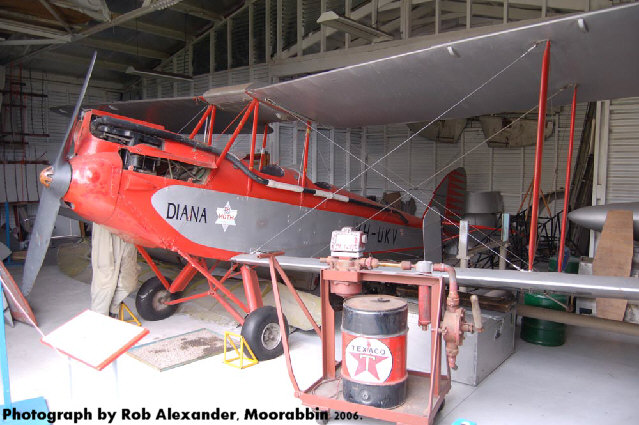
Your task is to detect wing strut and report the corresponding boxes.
[557,86,578,272]
[528,41,551,270]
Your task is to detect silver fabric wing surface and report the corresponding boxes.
[232,254,639,301]
[249,3,639,128]
[52,84,292,134]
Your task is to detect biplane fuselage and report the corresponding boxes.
[63,110,423,261]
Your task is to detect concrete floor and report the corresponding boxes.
[4,262,639,425]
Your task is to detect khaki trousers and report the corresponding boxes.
[90,224,139,315]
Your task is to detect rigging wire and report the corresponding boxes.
[177,104,209,135]
[252,42,556,270]
[293,85,570,270]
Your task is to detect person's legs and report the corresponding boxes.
[109,241,139,315]
[90,224,118,315]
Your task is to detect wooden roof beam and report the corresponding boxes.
[115,14,187,41]
[40,52,130,73]
[0,18,71,40]
[79,38,170,60]
[171,1,224,22]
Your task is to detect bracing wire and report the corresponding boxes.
[254,43,540,268]
[294,84,570,271]
[252,42,560,271]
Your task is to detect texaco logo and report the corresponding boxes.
[345,337,392,383]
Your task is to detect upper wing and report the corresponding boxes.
[52,84,293,134]
[249,3,639,128]
[52,4,639,131]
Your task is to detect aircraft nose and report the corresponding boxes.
[39,162,72,198]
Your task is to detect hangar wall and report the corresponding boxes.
[600,97,639,205]
[0,71,122,239]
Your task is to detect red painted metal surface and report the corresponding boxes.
[215,99,257,168]
[168,261,198,293]
[178,249,249,314]
[65,109,421,261]
[206,106,216,146]
[135,245,171,290]
[189,105,213,139]
[248,102,260,192]
[240,266,263,312]
[418,285,431,327]
[264,253,468,424]
[528,40,551,271]
[558,86,578,272]
[59,105,423,331]
[259,123,269,171]
[249,105,259,172]
[267,257,301,393]
[300,121,311,186]
[272,260,321,336]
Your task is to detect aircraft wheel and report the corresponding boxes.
[241,306,289,361]
[135,277,180,321]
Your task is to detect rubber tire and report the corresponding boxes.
[135,277,180,321]
[241,306,289,361]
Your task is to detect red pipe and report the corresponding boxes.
[433,263,458,311]
[247,103,260,192]
[418,285,431,327]
[249,103,260,172]
[433,263,457,293]
[300,121,311,186]
[259,123,269,171]
[135,245,171,291]
[557,86,578,272]
[189,105,213,140]
[206,106,216,146]
[177,249,249,314]
[215,99,257,168]
[528,41,551,271]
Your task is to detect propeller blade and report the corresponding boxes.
[54,51,97,169]
[21,52,97,296]
[20,189,62,296]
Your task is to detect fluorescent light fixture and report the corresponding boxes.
[125,66,192,81]
[317,11,393,42]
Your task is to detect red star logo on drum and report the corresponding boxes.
[350,340,388,380]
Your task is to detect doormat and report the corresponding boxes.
[128,328,225,371]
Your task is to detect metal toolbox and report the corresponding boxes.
[406,303,515,386]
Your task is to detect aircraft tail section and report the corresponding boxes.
[423,167,467,223]
[422,167,467,260]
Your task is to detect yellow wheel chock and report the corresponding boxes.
[119,302,142,326]
[223,331,258,369]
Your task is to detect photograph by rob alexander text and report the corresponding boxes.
[2,406,365,423]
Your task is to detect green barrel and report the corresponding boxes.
[520,293,568,346]
[548,256,579,274]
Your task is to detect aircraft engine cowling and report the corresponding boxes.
[65,152,122,224]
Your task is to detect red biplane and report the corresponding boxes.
[21,3,639,361]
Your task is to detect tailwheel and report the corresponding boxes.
[241,306,289,361]
[135,277,181,321]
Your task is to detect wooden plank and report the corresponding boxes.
[593,210,634,321]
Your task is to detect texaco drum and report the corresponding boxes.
[341,295,408,408]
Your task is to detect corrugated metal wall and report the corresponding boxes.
[605,97,639,203]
